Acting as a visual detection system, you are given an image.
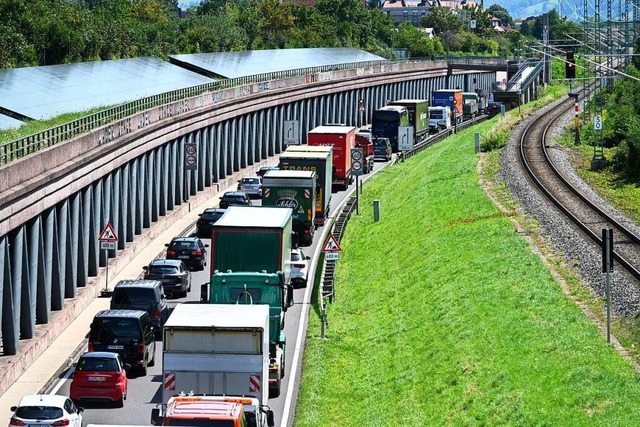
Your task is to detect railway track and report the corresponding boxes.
[518,90,640,283]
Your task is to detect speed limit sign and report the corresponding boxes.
[351,148,364,176]
[594,115,603,131]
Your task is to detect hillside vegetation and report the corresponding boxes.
[295,117,640,426]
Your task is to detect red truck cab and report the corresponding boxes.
[355,131,375,174]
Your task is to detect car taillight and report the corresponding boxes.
[293,263,306,268]
[10,418,26,426]
[167,249,176,255]
[154,310,160,319]
[192,249,202,256]
[88,343,94,352]
[138,344,145,354]
[52,420,70,426]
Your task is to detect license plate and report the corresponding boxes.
[178,255,189,259]
[87,376,106,382]
[107,345,124,350]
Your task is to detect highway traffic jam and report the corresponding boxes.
[8,90,500,427]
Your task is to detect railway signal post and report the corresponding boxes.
[602,228,614,343]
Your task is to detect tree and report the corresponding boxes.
[257,0,295,49]
[487,4,513,27]
[420,6,462,34]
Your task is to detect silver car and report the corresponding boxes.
[237,177,262,199]
[290,248,310,288]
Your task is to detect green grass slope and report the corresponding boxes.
[296,121,640,426]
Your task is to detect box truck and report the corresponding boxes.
[307,125,356,190]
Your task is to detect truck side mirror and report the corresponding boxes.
[266,409,275,427]
[200,283,209,303]
[151,408,161,425]
[286,284,294,308]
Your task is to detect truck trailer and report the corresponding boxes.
[279,150,332,227]
[431,89,463,124]
[307,125,356,190]
[207,206,295,398]
[155,304,273,426]
[389,99,429,143]
[261,170,316,246]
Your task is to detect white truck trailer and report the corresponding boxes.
[156,304,273,427]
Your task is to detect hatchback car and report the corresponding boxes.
[373,137,392,161]
[70,352,128,407]
[165,237,208,271]
[89,310,156,375]
[10,395,83,427]
[196,208,226,238]
[219,191,252,209]
[237,177,262,199]
[110,279,168,334]
[142,259,191,298]
[290,248,310,288]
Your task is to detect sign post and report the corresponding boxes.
[351,148,364,215]
[184,142,198,205]
[98,222,119,295]
[602,229,613,343]
[322,234,342,261]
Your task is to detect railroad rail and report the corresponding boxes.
[518,88,640,282]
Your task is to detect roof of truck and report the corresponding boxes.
[308,125,356,134]
[165,304,269,329]
[285,144,333,153]
[214,206,292,228]
[390,99,428,104]
[263,170,315,180]
[279,151,331,160]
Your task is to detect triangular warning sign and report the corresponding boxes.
[322,234,341,252]
[98,222,119,242]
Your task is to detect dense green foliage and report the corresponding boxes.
[0,0,536,69]
[580,66,640,181]
[296,120,640,426]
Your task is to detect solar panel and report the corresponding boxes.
[169,48,387,79]
[0,57,214,121]
[0,114,23,131]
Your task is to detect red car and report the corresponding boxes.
[70,352,128,407]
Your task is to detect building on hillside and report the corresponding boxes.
[381,0,441,26]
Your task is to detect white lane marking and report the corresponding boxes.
[280,164,384,427]
[50,367,74,395]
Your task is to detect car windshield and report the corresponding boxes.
[229,288,263,303]
[148,265,179,275]
[374,140,388,148]
[291,252,302,262]
[15,406,63,420]
[90,318,141,341]
[430,111,444,119]
[241,178,259,185]
[112,287,157,305]
[170,241,198,250]
[202,211,224,220]
[76,357,119,372]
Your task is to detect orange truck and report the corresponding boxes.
[430,89,464,124]
[307,125,356,190]
[152,394,274,427]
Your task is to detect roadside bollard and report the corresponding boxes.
[475,132,481,153]
[373,199,380,222]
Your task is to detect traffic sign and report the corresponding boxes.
[100,241,116,250]
[325,252,340,261]
[351,148,364,176]
[284,120,300,145]
[398,126,414,151]
[322,234,342,252]
[184,142,198,171]
[594,115,603,131]
[98,222,118,242]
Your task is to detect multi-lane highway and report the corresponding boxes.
[46,160,389,427]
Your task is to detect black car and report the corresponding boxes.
[196,208,226,238]
[165,236,208,271]
[257,166,279,177]
[142,259,191,298]
[219,191,252,209]
[487,101,504,118]
[373,137,392,162]
[89,310,156,375]
[110,280,169,337]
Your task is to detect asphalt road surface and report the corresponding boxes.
[48,160,388,427]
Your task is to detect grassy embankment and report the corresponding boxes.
[296,100,640,425]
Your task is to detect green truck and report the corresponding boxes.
[202,205,295,399]
[279,149,332,227]
[389,99,429,142]
[262,170,316,247]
